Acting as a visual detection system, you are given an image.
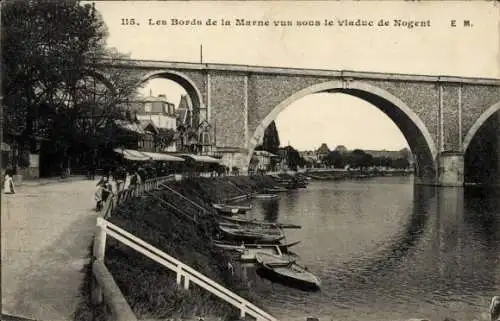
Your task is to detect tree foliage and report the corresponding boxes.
[323,149,410,169]
[282,145,307,171]
[256,121,280,155]
[2,0,141,166]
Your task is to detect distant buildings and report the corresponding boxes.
[316,143,330,160]
[334,145,348,154]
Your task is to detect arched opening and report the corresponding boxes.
[138,70,204,126]
[130,71,208,154]
[247,80,437,184]
[463,102,500,186]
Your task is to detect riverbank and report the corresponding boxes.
[74,175,281,321]
[304,168,412,181]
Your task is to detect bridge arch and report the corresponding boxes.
[247,80,438,183]
[138,70,205,117]
[462,101,500,153]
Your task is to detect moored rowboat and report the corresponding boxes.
[264,187,288,193]
[213,240,301,252]
[254,194,279,200]
[254,252,295,267]
[219,216,301,229]
[218,224,285,243]
[255,253,321,290]
[212,203,246,215]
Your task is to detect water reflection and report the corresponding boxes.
[261,199,280,222]
[243,178,500,321]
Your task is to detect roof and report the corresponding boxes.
[138,119,159,134]
[179,154,222,164]
[114,148,185,162]
[114,120,147,134]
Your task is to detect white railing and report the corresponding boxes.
[94,217,277,321]
[93,175,277,321]
[160,183,208,213]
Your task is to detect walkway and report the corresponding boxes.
[1,179,98,321]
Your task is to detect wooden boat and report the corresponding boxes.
[212,203,247,215]
[254,252,296,267]
[218,224,285,243]
[264,187,288,193]
[213,240,301,252]
[214,203,253,211]
[254,194,279,200]
[256,253,321,290]
[220,216,301,229]
[237,246,298,263]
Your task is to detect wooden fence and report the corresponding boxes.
[91,175,277,321]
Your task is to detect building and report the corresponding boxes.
[128,94,177,130]
[316,143,331,161]
[334,145,348,154]
[250,150,280,172]
[113,119,156,152]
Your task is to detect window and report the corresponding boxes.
[144,102,152,113]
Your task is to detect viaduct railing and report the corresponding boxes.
[91,175,277,321]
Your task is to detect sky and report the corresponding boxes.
[91,1,499,151]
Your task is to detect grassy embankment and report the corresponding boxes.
[74,175,280,321]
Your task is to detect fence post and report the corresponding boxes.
[93,219,107,261]
[92,218,107,305]
[91,272,103,305]
[176,267,182,285]
[240,306,246,319]
[183,275,190,290]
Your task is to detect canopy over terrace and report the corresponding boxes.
[179,154,222,164]
[113,148,185,162]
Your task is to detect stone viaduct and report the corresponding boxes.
[95,59,500,187]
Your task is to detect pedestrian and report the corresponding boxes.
[129,170,142,188]
[491,296,500,321]
[94,183,104,211]
[101,178,114,203]
[3,170,15,194]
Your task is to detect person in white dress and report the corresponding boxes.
[491,296,500,321]
[3,171,15,194]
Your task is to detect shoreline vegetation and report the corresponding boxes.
[74,171,409,321]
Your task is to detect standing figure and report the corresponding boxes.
[3,171,15,194]
[491,296,500,321]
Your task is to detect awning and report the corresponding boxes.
[180,154,222,164]
[114,148,150,161]
[254,150,280,158]
[140,151,185,162]
[114,148,185,162]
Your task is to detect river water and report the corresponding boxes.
[241,176,500,321]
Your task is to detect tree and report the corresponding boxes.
[256,121,280,155]
[391,157,410,169]
[2,0,141,170]
[324,151,345,168]
[348,149,373,169]
[282,145,305,171]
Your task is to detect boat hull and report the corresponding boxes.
[213,240,301,252]
[218,226,285,243]
[212,204,247,215]
[256,263,320,291]
[254,194,279,200]
[219,216,301,229]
